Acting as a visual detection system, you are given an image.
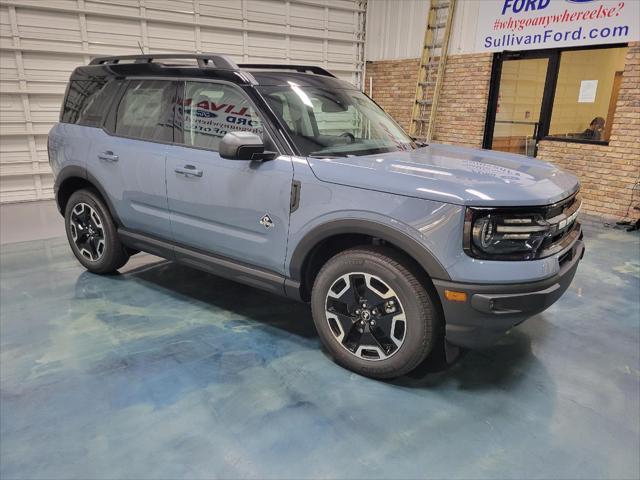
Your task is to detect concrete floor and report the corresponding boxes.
[1,203,639,479]
[0,200,65,245]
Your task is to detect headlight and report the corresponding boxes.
[466,210,550,259]
[464,195,582,260]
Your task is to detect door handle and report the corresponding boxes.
[174,165,203,178]
[98,151,119,162]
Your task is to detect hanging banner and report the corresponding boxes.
[475,0,640,52]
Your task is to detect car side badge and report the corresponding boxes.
[259,214,274,229]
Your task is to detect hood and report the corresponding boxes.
[306,143,579,207]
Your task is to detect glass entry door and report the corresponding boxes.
[486,54,551,157]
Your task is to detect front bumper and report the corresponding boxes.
[433,232,584,349]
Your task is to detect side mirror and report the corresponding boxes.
[219,131,276,161]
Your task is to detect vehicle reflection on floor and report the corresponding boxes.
[1,225,639,479]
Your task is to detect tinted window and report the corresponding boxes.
[61,79,108,124]
[176,82,263,151]
[77,80,122,127]
[115,80,175,142]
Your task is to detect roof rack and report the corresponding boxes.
[89,54,239,70]
[238,64,336,78]
[89,55,336,78]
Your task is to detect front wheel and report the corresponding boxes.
[64,188,129,274]
[311,246,439,379]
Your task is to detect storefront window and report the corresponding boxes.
[547,47,627,143]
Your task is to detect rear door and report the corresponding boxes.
[87,79,177,240]
[165,80,293,274]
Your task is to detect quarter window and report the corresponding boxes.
[115,80,175,142]
[61,79,108,124]
[177,82,263,151]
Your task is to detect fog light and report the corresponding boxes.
[444,290,467,302]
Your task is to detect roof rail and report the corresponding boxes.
[89,54,239,70]
[238,64,336,78]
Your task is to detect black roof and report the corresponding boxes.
[71,53,356,89]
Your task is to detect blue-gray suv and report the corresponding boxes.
[49,54,584,379]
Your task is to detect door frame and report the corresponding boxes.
[482,50,558,157]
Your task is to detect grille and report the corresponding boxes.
[539,192,581,257]
[546,194,577,218]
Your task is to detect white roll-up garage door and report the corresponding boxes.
[0,0,366,203]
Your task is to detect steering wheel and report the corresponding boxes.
[340,132,356,144]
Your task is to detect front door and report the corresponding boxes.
[165,81,293,275]
[485,53,552,157]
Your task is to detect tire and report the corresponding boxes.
[64,188,129,274]
[311,246,439,379]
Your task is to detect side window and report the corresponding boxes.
[177,82,263,151]
[77,80,122,127]
[115,80,175,142]
[61,79,108,124]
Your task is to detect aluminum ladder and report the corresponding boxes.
[409,0,457,142]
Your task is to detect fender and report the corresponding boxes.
[54,165,123,226]
[288,218,451,284]
[53,164,86,199]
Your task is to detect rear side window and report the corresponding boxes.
[61,79,107,124]
[60,79,121,127]
[77,80,122,127]
[115,80,175,142]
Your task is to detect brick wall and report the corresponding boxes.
[364,58,419,131]
[365,54,492,146]
[365,45,639,221]
[537,42,640,220]
[431,53,493,147]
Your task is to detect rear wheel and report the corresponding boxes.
[311,246,439,379]
[64,189,129,273]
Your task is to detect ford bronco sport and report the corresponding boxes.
[49,54,584,379]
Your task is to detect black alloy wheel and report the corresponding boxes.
[64,189,130,274]
[311,246,439,379]
[69,202,106,262]
[325,272,406,361]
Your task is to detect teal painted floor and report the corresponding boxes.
[1,226,639,479]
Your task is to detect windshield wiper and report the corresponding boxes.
[411,137,429,148]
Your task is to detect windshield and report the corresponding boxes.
[257,85,416,157]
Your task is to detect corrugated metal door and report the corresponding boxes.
[365,0,428,61]
[0,0,366,203]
